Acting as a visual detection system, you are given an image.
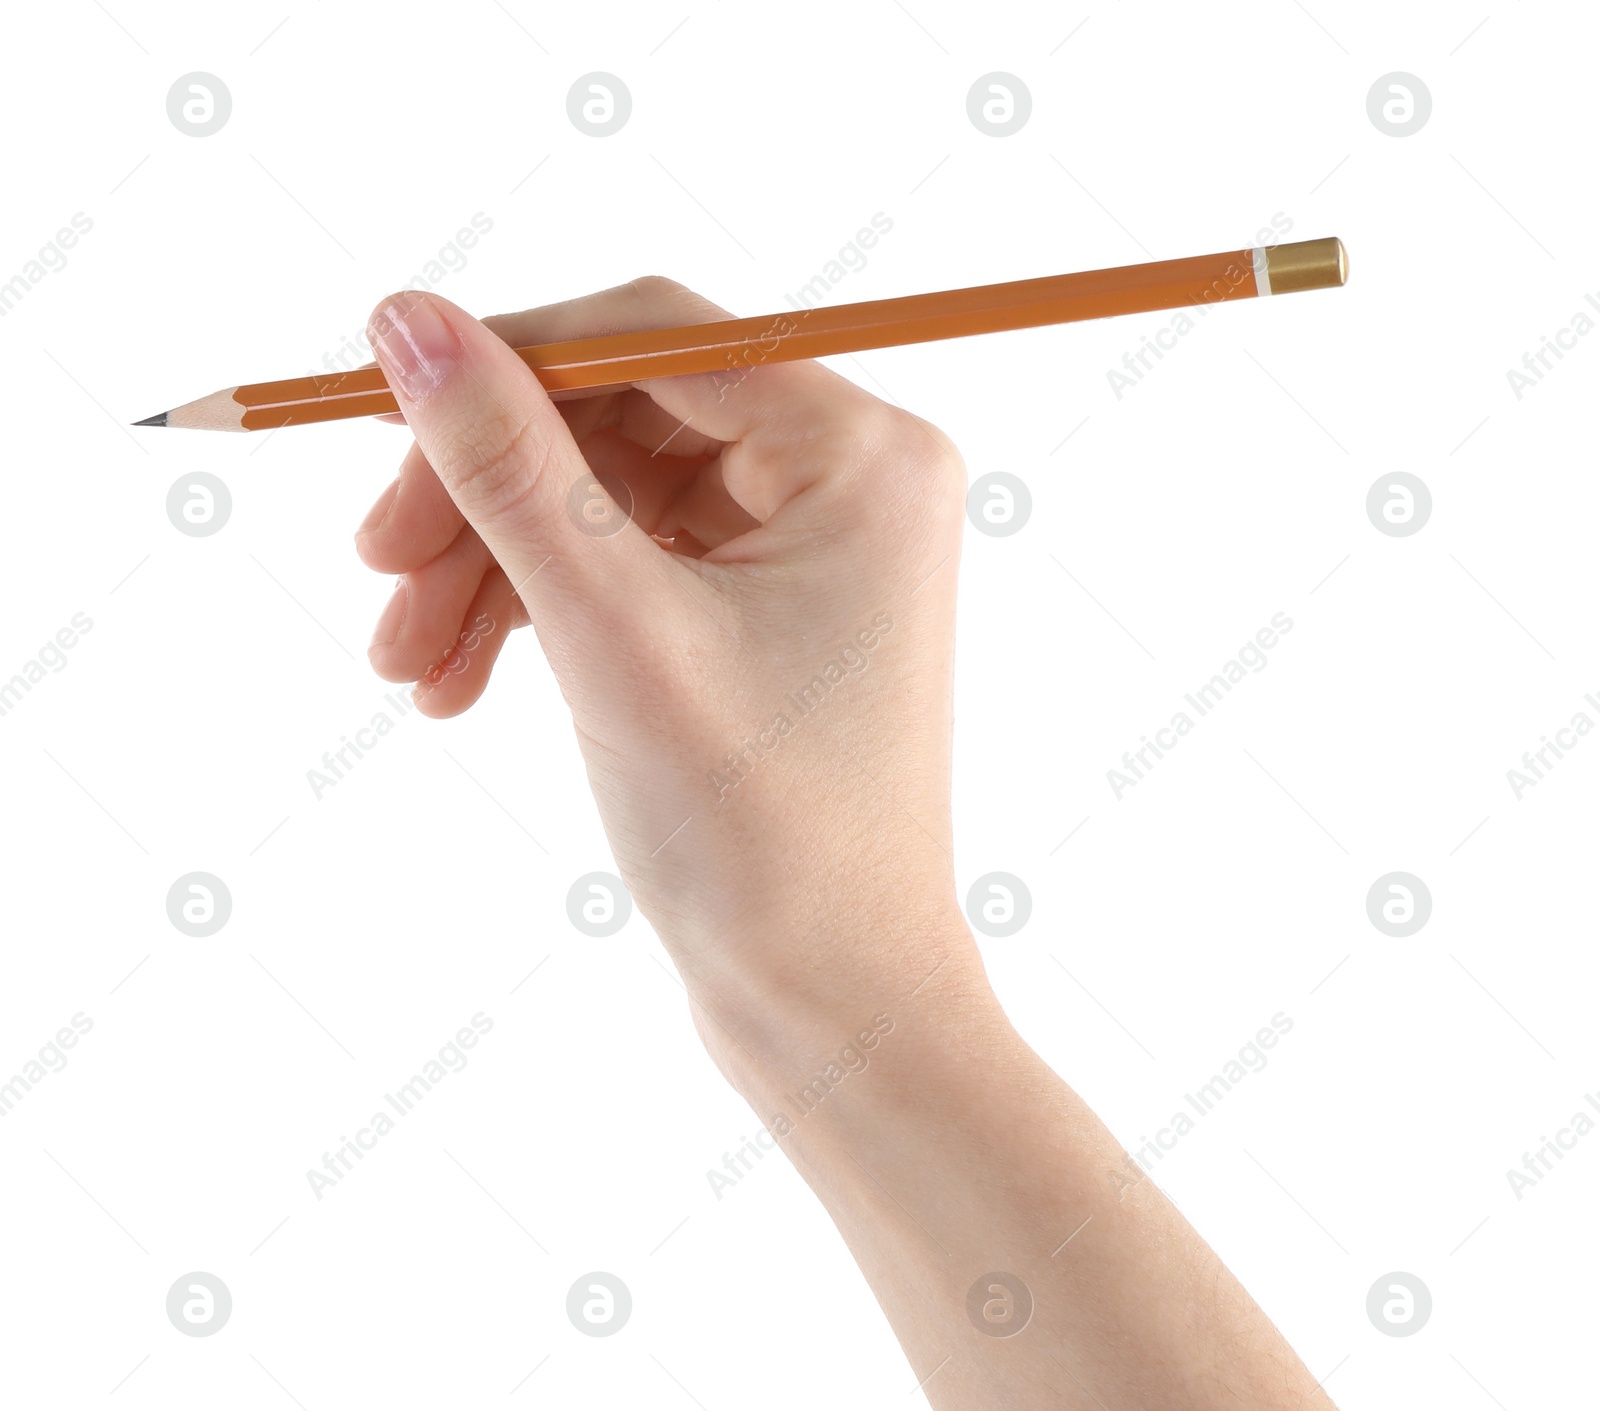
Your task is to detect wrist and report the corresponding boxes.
[673,892,1006,1106]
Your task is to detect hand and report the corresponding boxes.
[355,282,1329,1411]
[356,280,983,1047]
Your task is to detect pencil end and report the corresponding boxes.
[132,411,169,427]
[1262,237,1348,295]
[1327,237,1349,286]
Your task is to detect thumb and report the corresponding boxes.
[366,289,660,647]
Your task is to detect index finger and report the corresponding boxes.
[484,276,886,521]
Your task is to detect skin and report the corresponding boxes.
[356,279,1332,1409]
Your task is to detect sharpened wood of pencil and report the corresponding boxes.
[135,237,1347,432]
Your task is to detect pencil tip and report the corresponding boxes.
[132,411,168,427]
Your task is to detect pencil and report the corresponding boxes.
[135,237,1346,432]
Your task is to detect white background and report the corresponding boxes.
[1,1,1595,1406]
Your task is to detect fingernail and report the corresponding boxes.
[357,479,400,538]
[370,578,408,650]
[369,294,458,403]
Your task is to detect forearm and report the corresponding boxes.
[682,904,1329,1411]
[356,282,1326,1402]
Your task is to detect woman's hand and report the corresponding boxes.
[356,281,984,1054]
[355,282,1329,1411]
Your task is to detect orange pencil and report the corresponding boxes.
[136,237,1347,432]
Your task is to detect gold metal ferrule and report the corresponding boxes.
[1264,237,1349,294]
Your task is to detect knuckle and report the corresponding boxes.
[863,402,961,472]
[626,274,731,326]
[904,411,965,474]
[626,273,688,302]
[444,410,558,523]
[847,404,968,528]
[906,413,969,506]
